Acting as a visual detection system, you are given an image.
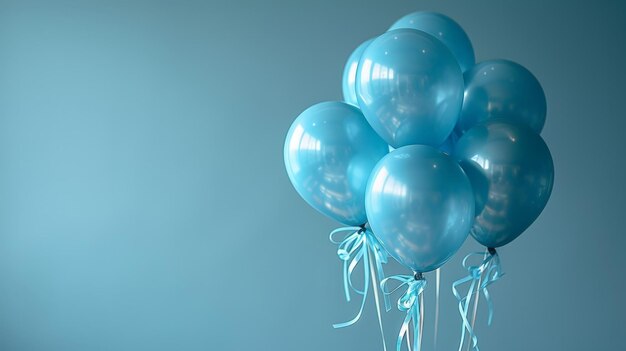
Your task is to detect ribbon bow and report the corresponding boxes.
[329,226,391,350]
[452,249,504,351]
[381,274,427,351]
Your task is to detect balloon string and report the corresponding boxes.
[329,226,390,329]
[452,249,504,351]
[369,248,388,351]
[434,268,440,350]
[466,264,483,351]
[381,273,427,351]
[419,290,424,350]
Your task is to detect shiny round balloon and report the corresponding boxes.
[357,29,464,148]
[454,121,554,248]
[365,145,474,273]
[284,101,389,226]
[342,38,374,106]
[389,11,475,72]
[457,59,547,135]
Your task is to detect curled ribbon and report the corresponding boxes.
[381,273,427,351]
[329,225,391,329]
[452,248,504,351]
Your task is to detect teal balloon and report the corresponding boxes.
[365,145,474,273]
[357,29,464,148]
[454,121,554,248]
[284,101,389,226]
[342,38,374,106]
[389,11,475,72]
[457,59,547,135]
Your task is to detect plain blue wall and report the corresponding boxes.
[1,0,625,350]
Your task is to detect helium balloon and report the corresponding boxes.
[365,145,474,273]
[342,38,374,106]
[284,101,389,226]
[457,59,547,135]
[454,121,554,248]
[357,29,464,148]
[389,11,475,72]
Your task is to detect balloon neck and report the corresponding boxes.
[413,272,424,281]
[358,223,367,233]
[487,247,497,255]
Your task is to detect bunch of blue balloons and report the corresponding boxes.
[284,11,553,351]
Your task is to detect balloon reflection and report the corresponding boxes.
[356,29,464,148]
[365,145,474,272]
[284,102,389,225]
[454,121,554,248]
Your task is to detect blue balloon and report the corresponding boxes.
[357,29,464,148]
[365,145,474,273]
[454,121,554,248]
[457,59,547,135]
[342,38,374,106]
[284,101,389,226]
[389,11,475,72]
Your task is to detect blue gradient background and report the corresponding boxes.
[1,1,624,350]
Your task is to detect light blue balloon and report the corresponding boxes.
[357,29,464,148]
[365,145,474,273]
[284,101,389,226]
[389,11,475,72]
[454,121,554,248]
[342,38,374,106]
[457,59,547,135]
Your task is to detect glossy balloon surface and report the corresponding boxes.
[365,145,474,273]
[389,11,475,72]
[342,38,374,106]
[454,121,554,248]
[284,101,389,226]
[356,29,464,148]
[457,59,547,135]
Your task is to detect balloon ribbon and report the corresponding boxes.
[329,226,391,345]
[381,273,427,351]
[452,248,504,351]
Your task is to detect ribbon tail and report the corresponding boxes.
[397,309,413,351]
[387,278,425,351]
[371,243,392,312]
[369,248,388,351]
[467,278,481,351]
[413,297,422,351]
[405,288,423,351]
[452,274,474,351]
[330,227,362,302]
[332,245,369,329]
[453,250,505,351]
[462,278,477,351]
[342,258,351,302]
[434,268,440,350]
[482,285,494,326]
[481,252,503,326]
